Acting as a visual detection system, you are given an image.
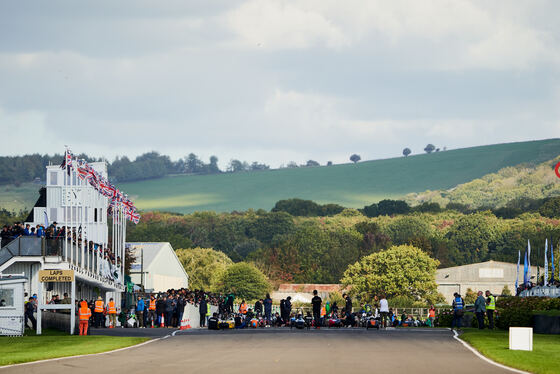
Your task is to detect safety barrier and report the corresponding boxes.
[179,303,220,329]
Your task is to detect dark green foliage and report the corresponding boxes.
[246,211,295,244]
[0,209,27,227]
[412,202,442,213]
[446,202,471,213]
[492,206,522,219]
[214,262,271,300]
[350,154,361,163]
[271,199,344,217]
[538,197,560,218]
[424,144,436,153]
[362,199,411,217]
[403,148,411,157]
[496,296,560,329]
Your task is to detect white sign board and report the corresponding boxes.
[509,327,533,351]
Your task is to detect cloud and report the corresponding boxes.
[0,1,559,168]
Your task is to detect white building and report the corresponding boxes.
[436,260,541,303]
[0,160,128,304]
[127,242,188,292]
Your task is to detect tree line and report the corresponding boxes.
[0,152,271,185]
[126,197,560,285]
[0,151,366,186]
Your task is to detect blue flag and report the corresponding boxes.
[545,239,549,286]
[515,250,520,291]
[523,250,528,287]
[552,241,556,282]
[527,240,531,283]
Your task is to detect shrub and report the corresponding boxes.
[496,296,560,329]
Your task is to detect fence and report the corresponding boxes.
[0,315,24,336]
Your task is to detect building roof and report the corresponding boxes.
[126,242,188,280]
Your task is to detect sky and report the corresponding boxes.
[1,0,559,168]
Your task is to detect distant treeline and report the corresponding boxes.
[272,196,560,219]
[127,198,560,284]
[0,152,273,185]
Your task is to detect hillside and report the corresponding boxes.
[404,155,560,208]
[117,139,560,214]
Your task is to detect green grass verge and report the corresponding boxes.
[0,329,149,366]
[460,328,560,374]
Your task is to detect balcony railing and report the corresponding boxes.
[0,237,123,291]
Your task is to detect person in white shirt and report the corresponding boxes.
[379,294,389,328]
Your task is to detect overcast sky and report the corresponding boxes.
[1,0,559,168]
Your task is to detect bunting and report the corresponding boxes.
[60,148,140,224]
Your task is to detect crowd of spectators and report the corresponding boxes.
[1,221,123,284]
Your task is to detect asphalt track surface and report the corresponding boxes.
[4,328,513,374]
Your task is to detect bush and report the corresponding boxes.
[496,297,560,329]
[214,262,271,300]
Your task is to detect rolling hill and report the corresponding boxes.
[116,138,560,214]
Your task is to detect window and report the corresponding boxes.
[94,208,98,223]
[50,171,58,186]
[50,208,58,222]
[0,288,14,308]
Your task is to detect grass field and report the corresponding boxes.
[0,329,148,366]
[460,329,560,374]
[117,138,560,214]
[0,183,40,213]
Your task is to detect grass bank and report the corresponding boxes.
[460,328,560,374]
[0,329,149,366]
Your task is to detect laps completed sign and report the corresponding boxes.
[38,270,74,282]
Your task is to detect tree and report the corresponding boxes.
[208,155,220,174]
[350,154,361,163]
[341,245,440,303]
[185,153,205,173]
[306,160,320,167]
[424,144,435,154]
[327,161,333,166]
[214,262,271,300]
[464,288,477,304]
[403,148,411,157]
[227,159,248,172]
[175,248,233,291]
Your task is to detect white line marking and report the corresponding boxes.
[0,335,162,370]
[452,330,530,374]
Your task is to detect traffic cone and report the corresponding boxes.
[160,314,165,328]
[179,317,190,330]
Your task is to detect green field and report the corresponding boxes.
[0,329,148,366]
[0,183,41,212]
[118,139,560,214]
[460,329,560,374]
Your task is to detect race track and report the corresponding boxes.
[3,329,514,374]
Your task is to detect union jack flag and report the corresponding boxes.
[126,209,140,224]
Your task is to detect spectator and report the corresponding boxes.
[379,294,389,328]
[475,291,486,329]
[263,293,272,323]
[428,305,436,327]
[311,290,322,329]
[25,297,36,330]
[485,290,495,329]
[199,295,207,328]
[451,292,464,329]
[165,295,174,327]
[136,296,145,328]
[254,299,263,317]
